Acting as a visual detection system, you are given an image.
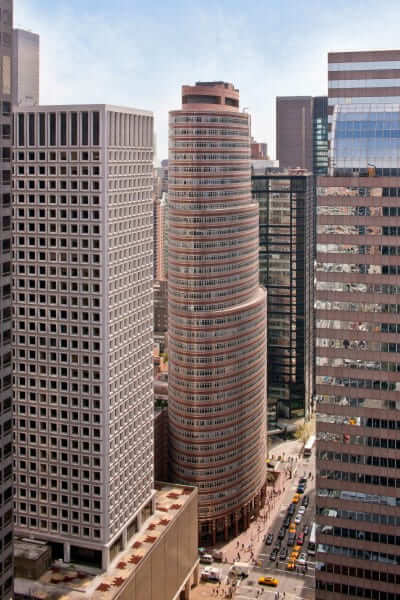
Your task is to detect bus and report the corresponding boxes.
[303,435,316,458]
[308,522,317,556]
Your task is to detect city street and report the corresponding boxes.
[192,437,316,600]
[233,443,315,600]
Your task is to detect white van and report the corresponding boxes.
[230,562,250,577]
[201,567,221,582]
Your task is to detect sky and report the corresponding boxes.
[15,0,400,161]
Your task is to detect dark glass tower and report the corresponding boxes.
[252,167,315,432]
[313,96,328,175]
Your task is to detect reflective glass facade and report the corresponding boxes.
[316,179,400,600]
[313,97,328,175]
[252,172,315,431]
[332,106,400,170]
[317,49,400,600]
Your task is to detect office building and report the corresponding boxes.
[159,159,168,193]
[154,279,168,339]
[252,166,315,434]
[168,81,267,544]
[161,192,168,279]
[251,138,268,160]
[0,1,13,598]
[313,96,328,175]
[153,170,165,280]
[316,50,400,600]
[14,483,200,600]
[12,28,39,106]
[12,104,154,570]
[276,95,328,174]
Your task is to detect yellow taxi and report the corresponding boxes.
[290,551,300,561]
[292,494,300,504]
[287,561,296,570]
[289,522,296,533]
[293,545,301,553]
[258,576,279,587]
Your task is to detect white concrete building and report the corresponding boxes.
[12,28,39,106]
[12,104,154,569]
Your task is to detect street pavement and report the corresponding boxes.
[234,441,316,600]
[193,437,316,600]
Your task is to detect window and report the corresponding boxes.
[49,113,56,146]
[82,112,89,146]
[93,111,100,145]
[71,112,78,146]
[39,113,46,145]
[28,113,35,146]
[18,113,24,146]
[60,112,67,146]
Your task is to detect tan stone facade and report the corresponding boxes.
[14,484,199,600]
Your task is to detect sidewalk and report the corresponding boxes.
[217,438,304,565]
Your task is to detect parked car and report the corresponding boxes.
[298,505,306,515]
[301,495,309,507]
[269,546,279,561]
[201,567,221,582]
[295,513,302,524]
[283,516,291,528]
[297,485,305,494]
[297,533,305,546]
[278,527,286,540]
[265,533,274,545]
[303,525,310,536]
[287,533,296,546]
[288,503,296,515]
[297,552,308,566]
[200,554,213,564]
[279,547,288,560]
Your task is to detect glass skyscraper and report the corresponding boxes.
[316,50,400,600]
[252,169,315,433]
[313,96,329,175]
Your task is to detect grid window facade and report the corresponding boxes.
[12,105,154,569]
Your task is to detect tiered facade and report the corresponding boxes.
[168,82,267,543]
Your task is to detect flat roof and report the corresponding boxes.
[14,484,196,600]
[15,539,50,562]
[13,104,153,117]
